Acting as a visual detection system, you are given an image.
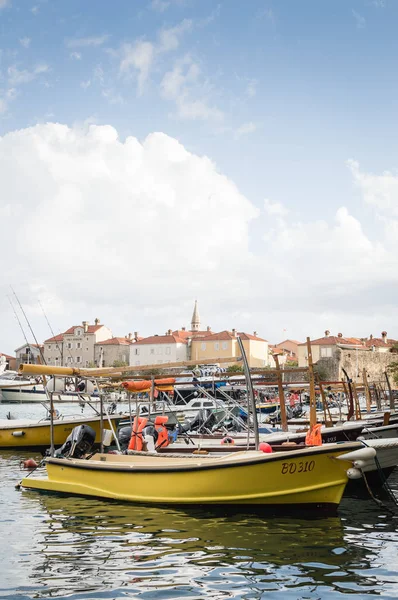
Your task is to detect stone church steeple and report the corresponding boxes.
[191,300,200,332]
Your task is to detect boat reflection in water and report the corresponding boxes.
[24,492,386,599]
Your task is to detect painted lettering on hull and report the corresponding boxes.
[281,460,315,475]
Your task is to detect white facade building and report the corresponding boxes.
[15,343,44,368]
[130,333,188,367]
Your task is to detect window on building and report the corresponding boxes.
[222,341,228,350]
[150,348,155,355]
[48,345,51,350]
[201,342,206,351]
[67,342,72,349]
[86,347,89,351]
[76,356,81,363]
[156,347,162,355]
[165,347,171,355]
[320,347,333,358]
[214,342,219,351]
[76,342,81,349]
[134,348,140,355]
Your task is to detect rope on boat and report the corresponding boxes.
[15,458,46,489]
[359,440,398,512]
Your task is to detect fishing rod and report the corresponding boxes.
[10,286,46,365]
[38,299,70,364]
[7,295,33,360]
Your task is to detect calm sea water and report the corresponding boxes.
[1,403,398,600]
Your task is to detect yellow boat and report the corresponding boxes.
[0,414,122,449]
[20,442,371,510]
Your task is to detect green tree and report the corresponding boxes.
[388,362,398,386]
[226,364,244,373]
[112,360,129,368]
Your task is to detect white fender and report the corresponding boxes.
[353,459,372,469]
[337,447,376,462]
[347,467,363,480]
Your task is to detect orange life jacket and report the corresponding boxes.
[305,423,322,446]
[128,416,148,451]
[154,415,169,449]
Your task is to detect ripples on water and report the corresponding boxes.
[0,404,398,599]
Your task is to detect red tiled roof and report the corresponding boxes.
[44,334,63,343]
[95,337,134,346]
[172,330,212,339]
[0,352,13,359]
[193,330,267,343]
[364,338,396,347]
[134,334,188,345]
[64,325,103,334]
[276,339,302,346]
[195,330,236,342]
[299,336,363,347]
[238,332,267,342]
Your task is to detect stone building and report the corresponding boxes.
[44,319,112,367]
[95,335,136,367]
[298,331,397,381]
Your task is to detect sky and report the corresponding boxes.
[1,0,398,354]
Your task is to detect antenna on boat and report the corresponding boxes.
[10,286,47,365]
[7,295,33,357]
[237,336,259,450]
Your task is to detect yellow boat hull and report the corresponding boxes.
[21,443,361,508]
[0,415,121,449]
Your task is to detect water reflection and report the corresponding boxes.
[1,450,398,599]
[16,492,384,599]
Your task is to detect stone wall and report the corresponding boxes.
[313,348,397,383]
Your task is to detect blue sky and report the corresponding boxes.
[1,0,397,352]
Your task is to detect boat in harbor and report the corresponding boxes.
[17,341,376,512]
[0,411,124,449]
[20,441,370,509]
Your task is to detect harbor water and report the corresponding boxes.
[1,403,398,599]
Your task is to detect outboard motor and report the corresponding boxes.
[54,424,96,458]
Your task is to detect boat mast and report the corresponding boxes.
[306,337,317,430]
[237,336,259,450]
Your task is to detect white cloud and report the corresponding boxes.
[0,123,257,350]
[245,78,257,98]
[117,19,192,95]
[263,198,289,217]
[19,37,31,49]
[347,159,398,217]
[234,122,257,138]
[0,97,7,113]
[66,35,109,48]
[150,0,170,11]
[158,19,192,52]
[119,40,155,95]
[70,52,81,60]
[1,124,397,352]
[80,79,91,89]
[352,10,366,29]
[7,64,49,86]
[101,88,123,104]
[0,0,10,9]
[149,0,188,11]
[161,56,224,121]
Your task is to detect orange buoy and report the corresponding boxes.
[21,458,38,469]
